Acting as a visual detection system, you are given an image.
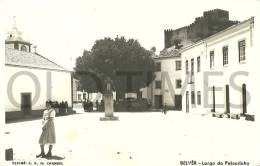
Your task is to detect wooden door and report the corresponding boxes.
[21,93,32,115]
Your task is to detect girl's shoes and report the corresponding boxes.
[45,151,52,158]
[36,152,45,158]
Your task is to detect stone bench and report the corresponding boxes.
[245,114,255,121]
[230,114,240,120]
[212,113,224,118]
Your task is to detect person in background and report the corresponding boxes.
[83,99,87,111]
[36,103,56,158]
[101,99,104,111]
[86,99,90,111]
[163,104,167,115]
[89,101,93,111]
[96,100,99,111]
[65,101,68,113]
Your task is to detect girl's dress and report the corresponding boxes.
[38,108,56,144]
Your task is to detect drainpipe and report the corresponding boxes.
[71,72,74,112]
[250,17,254,47]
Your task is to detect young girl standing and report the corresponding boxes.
[37,103,56,158]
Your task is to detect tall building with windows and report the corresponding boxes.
[181,41,205,114]
[148,48,182,109]
[145,10,256,120]
[181,17,254,119]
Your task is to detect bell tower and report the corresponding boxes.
[5,16,32,52]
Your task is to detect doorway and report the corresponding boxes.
[154,95,163,109]
[175,95,182,110]
[186,91,189,113]
[21,93,32,115]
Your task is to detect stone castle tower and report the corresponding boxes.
[164,9,239,49]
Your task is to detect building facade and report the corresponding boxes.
[181,41,206,114]
[148,48,182,109]
[72,78,79,103]
[5,21,73,120]
[181,17,254,119]
[146,16,255,120]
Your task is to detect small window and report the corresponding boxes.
[197,91,201,105]
[238,40,246,62]
[185,60,189,74]
[223,46,228,65]
[78,94,82,100]
[175,61,181,71]
[155,62,161,71]
[210,51,214,68]
[21,45,27,52]
[155,81,161,89]
[14,43,19,50]
[197,56,200,72]
[191,58,194,75]
[191,91,195,104]
[176,80,182,88]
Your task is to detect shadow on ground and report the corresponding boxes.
[6,113,77,124]
[46,155,65,160]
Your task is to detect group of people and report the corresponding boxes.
[82,100,93,111]
[46,100,68,114]
[82,99,104,112]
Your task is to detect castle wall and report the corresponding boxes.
[164,9,239,49]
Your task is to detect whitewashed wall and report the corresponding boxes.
[181,19,254,116]
[150,57,182,107]
[181,42,206,114]
[206,20,253,115]
[5,66,72,112]
[161,58,182,107]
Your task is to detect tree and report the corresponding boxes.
[171,39,183,49]
[74,50,103,99]
[150,46,156,53]
[74,36,156,100]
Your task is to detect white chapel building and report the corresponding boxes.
[5,21,73,121]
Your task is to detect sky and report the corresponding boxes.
[0,0,259,70]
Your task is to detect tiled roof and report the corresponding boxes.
[5,47,70,72]
[153,48,181,59]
